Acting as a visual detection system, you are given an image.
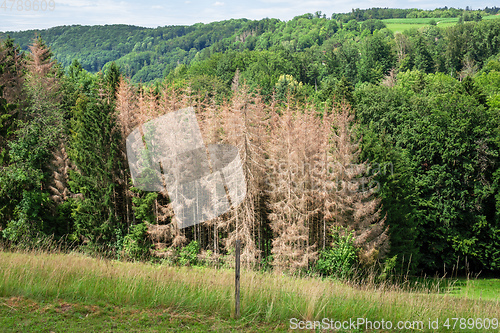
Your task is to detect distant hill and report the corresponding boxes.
[0,19,266,82]
[1,7,499,83]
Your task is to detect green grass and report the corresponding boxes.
[382,15,500,33]
[383,24,427,33]
[0,251,499,332]
[484,14,500,20]
[0,296,278,332]
[382,17,459,24]
[453,279,500,301]
[406,277,500,302]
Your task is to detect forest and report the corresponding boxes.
[1,8,500,280]
[1,6,499,83]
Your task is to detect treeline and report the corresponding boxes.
[1,17,500,276]
[332,7,500,22]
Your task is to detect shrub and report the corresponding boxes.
[122,223,152,261]
[2,191,49,245]
[315,227,358,279]
[178,240,200,266]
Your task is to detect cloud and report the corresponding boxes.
[213,2,225,6]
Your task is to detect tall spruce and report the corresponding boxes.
[105,62,121,98]
[68,76,124,245]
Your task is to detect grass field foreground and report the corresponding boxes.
[0,251,499,332]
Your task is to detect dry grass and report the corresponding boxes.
[1,250,498,331]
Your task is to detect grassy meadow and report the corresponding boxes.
[0,250,498,332]
[382,15,500,32]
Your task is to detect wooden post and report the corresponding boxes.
[235,239,241,318]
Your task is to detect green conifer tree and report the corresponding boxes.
[414,36,434,73]
[68,79,125,246]
[104,62,121,98]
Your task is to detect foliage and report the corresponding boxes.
[378,254,398,281]
[274,74,304,102]
[2,191,50,243]
[67,83,125,245]
[354,69,500,273]
[315,227,358,279]
[131,190,157,224]
[0,38,65,245]
[178,240,200,266]
[122,223,152,261]
[2,13,499,89]
[360,19,387,33]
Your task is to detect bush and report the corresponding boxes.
[178,240,200,266]
[315,227,358,279]
[2,191,49,244]
[122,223,152,261]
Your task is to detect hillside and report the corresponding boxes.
[1,7,499,83]
[0,19,269,82]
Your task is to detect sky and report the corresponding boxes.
[1,0,498,32]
